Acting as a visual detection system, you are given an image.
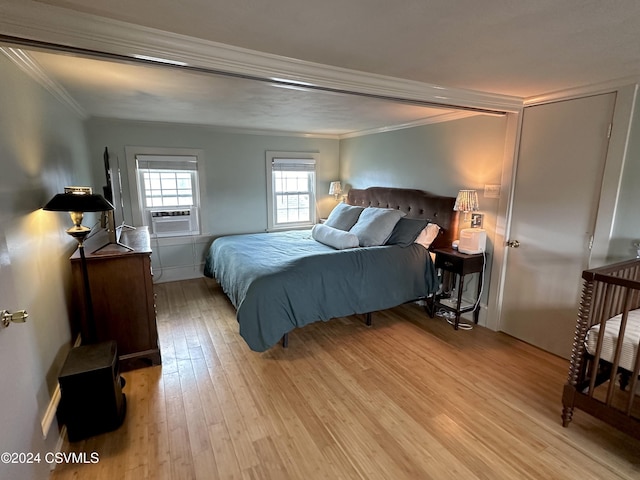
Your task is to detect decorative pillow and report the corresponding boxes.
[324,203,364,231]
[386,218,429,247]
[311,224,360,250]
[349,207,406,247]
[415,223,441,249]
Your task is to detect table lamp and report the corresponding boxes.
[44,188,114,342]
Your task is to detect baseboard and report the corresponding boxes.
[152,265,205,283]
[48,425,67,472]
[42,334,81,439]
[41,384,61,439]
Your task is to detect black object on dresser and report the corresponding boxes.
[58,341,126,442]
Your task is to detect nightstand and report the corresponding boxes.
[429,247,485,329]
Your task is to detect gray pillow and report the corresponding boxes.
[324,203,364,231]
[311,224,359,249]
[349,207,406,247]
[386,217,428,246]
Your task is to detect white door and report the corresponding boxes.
[0,201,50,480]
[500,93,616,359]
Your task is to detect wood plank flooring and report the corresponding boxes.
[50,278,640,479]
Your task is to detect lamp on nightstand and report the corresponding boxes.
[44,188,114,342]
[329,181,342,200]
[453,189,486,254]
[454,189,483,227]
[453,189,478,219]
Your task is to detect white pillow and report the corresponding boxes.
[349,207,406,247]
[415,223,441,249]
[312,224,360,250]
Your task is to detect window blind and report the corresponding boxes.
[271,158,316,172]
[136,155,198,171]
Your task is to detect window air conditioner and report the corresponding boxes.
[149,208,199,237]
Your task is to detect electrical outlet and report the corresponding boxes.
[484,184,501,198]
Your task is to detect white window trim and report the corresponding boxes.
[126,146,206,236]
[266,151,318,231]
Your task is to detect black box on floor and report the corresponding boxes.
[58,340,126,442]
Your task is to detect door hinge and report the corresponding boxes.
[588,235,594,250]
[607,123,612,139]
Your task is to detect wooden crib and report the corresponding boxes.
[562,258,640,439]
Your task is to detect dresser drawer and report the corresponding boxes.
[434,248,484,275]
[435,254,464,272]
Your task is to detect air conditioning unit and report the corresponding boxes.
[149,208,199,237]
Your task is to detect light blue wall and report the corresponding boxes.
[0,53,94,480]
[340,114,509,239]
[85,119,341,235]
[84,118,341,281]
[341,114,508,194]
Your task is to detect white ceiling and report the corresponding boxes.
[23,49,470,137]
[4,0,640,135]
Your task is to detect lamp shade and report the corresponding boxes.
[43,192,114,213]
[329,181,342,196]
[453,190,479,212]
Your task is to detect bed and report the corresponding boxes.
[562,258,640,439]
[204,187,457,351]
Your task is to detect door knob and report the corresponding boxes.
[507,240,520,248]
[1,310,29,328]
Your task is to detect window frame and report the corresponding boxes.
[126,146,205,237]
[265,151,318,231]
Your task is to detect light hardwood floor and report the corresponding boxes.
[50,278,640,480]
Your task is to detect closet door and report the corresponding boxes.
[499,93,616,358]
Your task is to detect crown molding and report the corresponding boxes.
[89,116,342,140]
[0,45,87,118]
[339,110,479,139]
[0,1,523,114]
[524,76,640,106]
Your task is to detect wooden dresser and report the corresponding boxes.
[70,226,161,371]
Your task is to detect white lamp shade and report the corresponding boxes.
[329,181,342,196]
[453,189,479,212]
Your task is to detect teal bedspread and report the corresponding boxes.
[204,229,437,351]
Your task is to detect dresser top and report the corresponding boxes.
[71,226,151,260]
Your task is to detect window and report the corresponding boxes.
[140,168,195,208]
[128,149,203,237]
[266,151,317,230]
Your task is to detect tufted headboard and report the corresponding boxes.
[346,186,458,250]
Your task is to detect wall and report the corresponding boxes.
[340,115,508,237]
[0,53,94,480]
[340,114,509,323]
[85,119,340,282]
[341,115,507,196]
[609,90,640,261]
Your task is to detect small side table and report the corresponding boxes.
[429,247,485,329]
[58,341,126,441]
